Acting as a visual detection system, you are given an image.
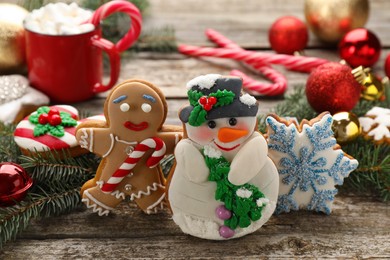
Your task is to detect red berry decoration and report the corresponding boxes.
[306,62,361,114]
[269,16,309,54]
[38,114,49,124]
[199,96,207,105]
[339,28,381,68]
[48,108,60,117]
[203,104,212,111]
[385,54,390,79]
[208,96,217,105]
[0,162,33,206]
[48,114,62,126]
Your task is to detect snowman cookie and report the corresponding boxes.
[14,105,87,157]
[167,74,279,240]
[76,79,182,216]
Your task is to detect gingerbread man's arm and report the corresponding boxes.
[76,126,114,157]
[157,131,183,155]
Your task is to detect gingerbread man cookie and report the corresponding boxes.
[76,79,182,216]
[359,107,390,145]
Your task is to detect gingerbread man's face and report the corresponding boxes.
[106,81,165,141]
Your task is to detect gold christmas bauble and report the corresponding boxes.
[332,112,361,144]
[304,0,369,43]
[0,4,29,73]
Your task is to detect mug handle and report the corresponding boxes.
[89,1,142,53]
[91,36,120,93]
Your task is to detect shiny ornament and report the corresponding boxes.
[0,75,28,105]
[352,66,384,101]
[306,62,361,114]
[304,0,369,43]
[339,29,381,68]
[268,16,309,54]
[0,4,28,73]
[332,112,361,144]
[384,54,390,79]
[0,162,33,206]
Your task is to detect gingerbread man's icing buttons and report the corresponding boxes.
[76,79,182,216]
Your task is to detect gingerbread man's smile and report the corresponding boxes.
[124,121,149,131]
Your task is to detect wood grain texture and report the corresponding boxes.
[1,196,389,259]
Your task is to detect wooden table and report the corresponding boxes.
[1,0,390,258]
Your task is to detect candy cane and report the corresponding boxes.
[206,29,287,96]
[88,0,142,52]
[101,137,166,193]
[179,44,329,73]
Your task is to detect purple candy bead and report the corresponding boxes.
[219,225,235,239]
[215,205,232,220]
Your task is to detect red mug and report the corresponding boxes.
[24,1,142,103]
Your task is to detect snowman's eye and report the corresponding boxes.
[120,103,130,112]
[207,120,216,129]
[229,118,237,126]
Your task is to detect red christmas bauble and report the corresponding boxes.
[339,28,381,68]
[306,62,361,114]
[0,162,33,206]
[268,16,309,54]
[385,54,390,78]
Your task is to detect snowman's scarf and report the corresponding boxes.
[203,152,267,230]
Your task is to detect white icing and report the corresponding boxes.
[186,74,221,90]
[256,198,269,207]
[141,103,152,113]
[146,193,165,214]
[236,188,252,198]
[239,94,256,106]
[13,136,49,151]
[120,103,130,112]
[102,134,115,158]
[129,183,165,201]
[169,132,280,239]
[82,190,113,216]
[111,190,126,200]
[79,128,93,152]
[203,144,222,158]
[359,106,390,141]
[0,85,49,124]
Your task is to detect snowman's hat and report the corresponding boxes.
[179,74,258,126]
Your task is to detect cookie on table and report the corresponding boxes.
[266,112,359,215]
[359,107,390,145]
[13,105,87,157]
[75,79,182,216]
[0,75,49,124]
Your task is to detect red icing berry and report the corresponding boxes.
[48,108,60,117]
[208,96,217,105]
[38,114,49,124]
[199,96,207,105]
[48,114,62,126]
[203,103,212,111]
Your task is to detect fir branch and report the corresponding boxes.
[0,182,82,249]
[19,152,99,185]
[133,26,177,53]
[0,123,21,163]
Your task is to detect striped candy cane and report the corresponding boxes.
[206,29,287,96]
[101,137,166,193]
[88,0,142,52]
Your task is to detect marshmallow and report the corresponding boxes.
[24,2,94,35]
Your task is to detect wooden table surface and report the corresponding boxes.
[1,0,390,258]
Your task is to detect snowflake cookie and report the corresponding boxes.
[359,107,390,145]
[266,113,358,215]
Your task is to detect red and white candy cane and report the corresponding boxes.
[206,29,287,96]
[88,0,142,52]
[101,137,166,193]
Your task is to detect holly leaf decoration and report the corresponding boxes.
[33,124,49,137]
[238,215,251,228]
[187,90,204,107]
[61,114,77,127]
[49,125,65,137]
[37,106,50,115]
[188,105,207,126]
[249,208,262,221]
[29,113,39,124]
[225,214,238,229]
[210,90,235,107]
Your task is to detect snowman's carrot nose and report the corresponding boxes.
[218,128,248,143]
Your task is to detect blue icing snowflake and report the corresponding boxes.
[266,114,358,215]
